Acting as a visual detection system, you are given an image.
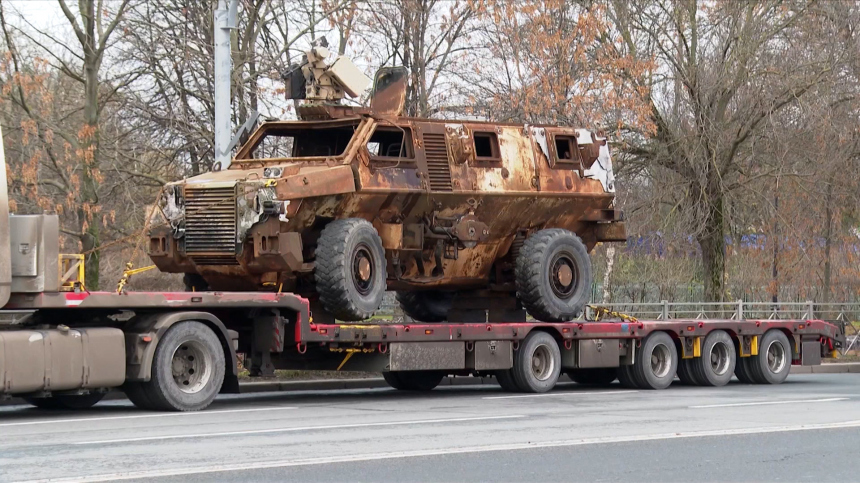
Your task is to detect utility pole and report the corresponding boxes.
[214,0,239,171]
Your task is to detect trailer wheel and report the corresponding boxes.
[24,392,105,410]
[144,321,225,411]
[747,330,791,385]
[315,219,387,321]
[384,371,444,391]
[515,229,592,322]
[396,291,454,322]
[567,368,617,385]
[494,369,521,392]
[734,344,757,384]
[511,331,561,393]
[632,332,677,390]
[691,330,735,387]
[616,365,640,389]
[677,358,701,385]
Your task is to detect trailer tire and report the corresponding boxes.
[616,365,640,389]
[747,330,791,385]
[315,219,387,321]
[691,330,736,387]
[567,368,617,385]
[677,358,701,385]
[515,229,592,322]
[734,352,757,384]
[511,331,561,393]
[396,291,454,322]
[494,369,521,392]
[632,331,677,390]
[144,321,225,411]
[384,371,444,391]
[24,392,105,410]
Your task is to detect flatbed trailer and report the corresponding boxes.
[0,288,845,411]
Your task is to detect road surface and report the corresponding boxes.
[1,374,859,482]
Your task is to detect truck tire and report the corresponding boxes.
[24,392,105,410]
[734,345,757,384]
[691,330,735,387]
[142,321,226,411]
[617,365,640,389]
[183,273,209,292]
[567,368,617,385]
[396,291,454,322]
[677,358,701,385]
[747,330,791,385]
[515,229,592,322]
[384,371,444,391]
[123,382,158,410]
[632,331,677,390]
[494,369,521,392]
[315,219,387,321]
[511,331,561,393]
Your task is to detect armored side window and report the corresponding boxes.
[367,127,414,159]
[473,131,500,163]
[550,134,582,169]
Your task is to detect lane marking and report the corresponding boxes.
[25,419,860,483]
[483,390,637,400]
[690,397,848,409]
[0,406,298,428]
[73,415,525,446]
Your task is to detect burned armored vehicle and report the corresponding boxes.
[148,44,626,322]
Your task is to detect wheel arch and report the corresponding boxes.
[124,311,239,394]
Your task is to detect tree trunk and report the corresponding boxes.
[823,180,833,302]
[698,192,726,302]
[771,191,779,305]
[80,0,101,290]
[601,245,616,304]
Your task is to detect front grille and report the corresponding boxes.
[183,186,238,262]
[423,133,453,191]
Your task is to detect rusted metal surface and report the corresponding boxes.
[370,67,407,116]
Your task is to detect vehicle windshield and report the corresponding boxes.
[248,124,358,160]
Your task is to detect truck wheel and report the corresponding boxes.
[632,332,677,390]
[515,229,592,322]
[511,331,561,393]
[677,358,701,385]
[747,330,791,385]
[384,371,444,391]
[183,273,209,292]
[144,321,226,411]
[396,291,454,322]
[617,365,640,389]
[315,219,387,321]
[691,330,735,387]
[734,346,757,384]
[24,392,105,410]
[494,369,521,392]
[123,382,159,410]
[567,368,617,385]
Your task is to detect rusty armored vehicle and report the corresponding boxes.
[148,44,626,323]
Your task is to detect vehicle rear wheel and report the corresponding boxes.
[515,229,592,322]
[396,291,454,322]
[734,352,757,384]
[691,330,736,387]
[315,219,387,321]
[384,371,444,391]
[494,369,521,392]
[141,321,225,411]
[747,330,791,385]
[616,365,640,389]
[123,381,158,410]
[567,368,617,385]
[632,331,677,390]
[677,358,701,385]
[24,392,105,410]
[511,331,561,393]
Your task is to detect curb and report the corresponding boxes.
[789,362,860,374]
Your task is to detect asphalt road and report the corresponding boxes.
[1,374,859,482]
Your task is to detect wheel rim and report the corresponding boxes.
[710,341,731,376]
[650,343,672,378]
[171,340,213,394]
[531,344,556,381]
[352,244,375,296]
[765,339,786,374]
[549,251,579,299]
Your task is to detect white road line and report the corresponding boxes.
[690,397,848,409]
[483,390,638,400]
[27,419,860,483]
[0,406,298,428]
[73,415,526,446]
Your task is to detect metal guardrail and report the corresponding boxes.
[584,300,860,355]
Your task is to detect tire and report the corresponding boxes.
[494,369,521,392]
[384,371,444,391]
[515,229,592,322]
[315,219,387,321]
[632,331,677,390]
[396,291,454,322]
[511,331,561,393]
[747,330,792,385]
[24,392,105,410]
[677,358,701,385]
[691,330,736,387]
[567,368,617,385]
[617,365,640,389]
[122,382,158,410]
[140,321,226,411]
[183,273,209,292]
[734,353,757,384]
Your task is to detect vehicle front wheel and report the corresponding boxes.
[396,291,454,322]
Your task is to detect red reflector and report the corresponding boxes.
[142,336,152,343]
[319,329,327,334]
[562,328,571,333]
[687,326,694,332]
[799,325,805,329]
[425,329,433,335]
